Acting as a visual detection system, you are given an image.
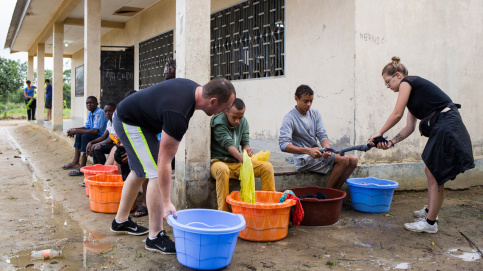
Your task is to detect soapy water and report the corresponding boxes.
[186,222,230,229]
[448,248,481,262]
[394,262,410,269]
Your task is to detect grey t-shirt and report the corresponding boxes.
[279,106,328,158]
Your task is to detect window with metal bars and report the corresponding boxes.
[211,0,285,81]
[138,30,174,89]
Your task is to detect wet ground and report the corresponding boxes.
[0,120,481,270]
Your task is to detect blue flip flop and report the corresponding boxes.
[61,164,76,170]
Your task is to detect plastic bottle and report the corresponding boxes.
[31,249,62,260]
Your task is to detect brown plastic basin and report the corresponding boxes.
[283,186,346,226]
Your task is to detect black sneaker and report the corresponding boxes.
[110,217,149,235]
[145,230,176,254]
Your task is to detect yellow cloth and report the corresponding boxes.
[211,156,275,212]
[239,150,255,203]
[251,150,271,161]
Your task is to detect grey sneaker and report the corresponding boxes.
[413,205,428,218]
[413,205,438,220]
[404,219,438,233]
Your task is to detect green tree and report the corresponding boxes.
[63,69,71,108]
[0,57,27,103]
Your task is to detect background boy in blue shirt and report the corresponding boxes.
[61,96,107,176]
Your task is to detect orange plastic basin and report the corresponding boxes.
[226,191,296,242]
[84,174,124,213]
[80,164,118,196]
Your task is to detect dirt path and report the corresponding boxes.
[1,120,481,270]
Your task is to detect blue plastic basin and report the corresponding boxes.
[346,177,399,213]
[167,209,246,270]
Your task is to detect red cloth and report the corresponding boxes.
[286,194,304,226]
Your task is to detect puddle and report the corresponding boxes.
[83,230,113,253]
[3,129,113,270]
[448,248,481,262]
[394,262,410,269]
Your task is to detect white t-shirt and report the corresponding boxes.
[106,120,115,135]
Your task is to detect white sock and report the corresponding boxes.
[148,236,157,240]
[116,219,128,224]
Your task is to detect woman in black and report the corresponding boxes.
[370,56,474,233]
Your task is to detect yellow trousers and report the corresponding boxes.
[211,159,275,211]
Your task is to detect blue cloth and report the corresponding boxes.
[85,107,107,136]
[157,133,161,142]
[279,190,296,203]
[45,84,52,99]
[24,87,36,101]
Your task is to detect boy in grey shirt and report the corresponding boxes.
[279,85,358,189]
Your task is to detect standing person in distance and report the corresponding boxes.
[44,79,53,121]
[24,80,37,120]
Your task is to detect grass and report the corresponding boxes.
[326,259,340,267]
[0,102,71,119]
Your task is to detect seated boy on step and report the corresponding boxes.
[210,98,275,211]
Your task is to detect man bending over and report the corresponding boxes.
[110,78,236,254]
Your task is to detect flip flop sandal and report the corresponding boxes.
[61,164,76,170]
[68,170,84,176]
[132,205,148,217]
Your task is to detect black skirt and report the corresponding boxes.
[422,104,475,186]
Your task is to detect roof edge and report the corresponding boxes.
[4,0,30,50]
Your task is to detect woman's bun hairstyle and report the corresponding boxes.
[382,56,408,76]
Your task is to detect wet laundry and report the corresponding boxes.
[298,192,328,200]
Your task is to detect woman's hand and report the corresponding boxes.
[369,132,383,146]
[377,140,394,150]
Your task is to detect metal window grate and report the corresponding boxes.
[211,0,285,81]
[139,30,174,89]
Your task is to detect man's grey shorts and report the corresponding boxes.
[294,153,336,174]
[112,112,159,178]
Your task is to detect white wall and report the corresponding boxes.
[71,49,85,127]
[354,0,483,163]
[224,0,356,153]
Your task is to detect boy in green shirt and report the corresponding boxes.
[210,98,275,211]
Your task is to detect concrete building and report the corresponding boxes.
[5,0,482,209]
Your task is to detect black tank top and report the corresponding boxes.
[401,76,452,119]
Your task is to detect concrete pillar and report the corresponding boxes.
[27,56,34,82]
[84,0,101,114]
[36,43,45,124]
[174,0,212,209]
[134,43,139,90]
[52,22,64,131]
